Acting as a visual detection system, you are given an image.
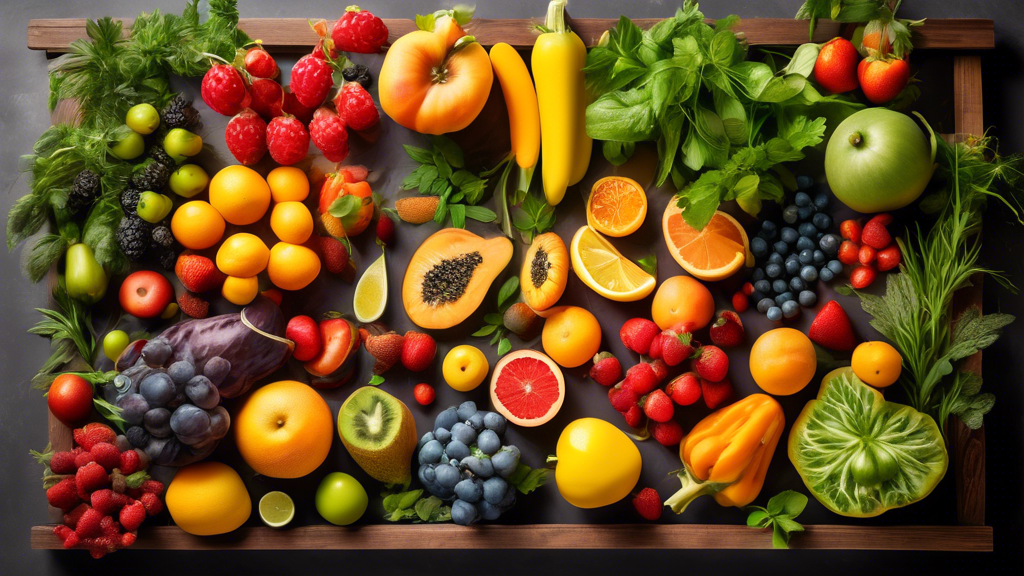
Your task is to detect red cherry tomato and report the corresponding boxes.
[48,374,94,425]
[413,383,435,406]
[119,271,174,318]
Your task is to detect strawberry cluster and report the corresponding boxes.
[359,325,438,374]
[41,423,165,559]
[837,213,901,289]
[591,313,746,447]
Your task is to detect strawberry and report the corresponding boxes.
[701,377,734,409]
[54,524,79,548]
[334,83,380,131]
[74,423,116,451]
[850,265,877,289]
[90,489,129,516]
[640,389,674,423]
[201,63,250,116]
[140,480,165,495]
[119,501,146,532]
[50,451,77,474]
[732,291,749,313]
[661,330,696,366]
[665,372,702,406]
[413,383,435,406]
[75,462,109,499]
[622,404,645,429]
[709,311,744,347]
[261,288,284,306]
[266,115,310,166]
[861,216,892,249]
[177,291,210,319]
[839,219,862,243]
[140,492,163,516]
[63,503,89,528]
[90,443,121,472]
[869,213,894,226]
[175,252,225,293]
[632,488,662,521]
[332,6,390,53]
[858,244,877,266]
[290,53,334,108]
[287,316,323,362]
[120,532,137,548]
[314,235,350,275]
[693,345,729,382]
[401,331,437,372]
[877,244,902,271]
[623,363,659,395]
[808,301,857,351]
[651,420,684,446]
[244,46,278,79]
[118,450,141,475]
[619,318,660,355]
[648,358,669,382]
[100,514,122,538]
[646,334,664,360]
[814,37,860,94]
[858,57,910,105]
[589,352,622,387]
[283,90,317,124]
[838,240,860,265]
[376,213,396,246]
[363,330,404,374]
[608,384,638,413]
[47,478,81,511]
[74,451,96,469]
[75,507,104,538]
[310,107,350,162]
[249,78,285,119]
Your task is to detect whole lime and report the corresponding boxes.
[315,472,368,526]
[102,330,130,362]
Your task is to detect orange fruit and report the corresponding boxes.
[267,242,321,291]
[222,275,259,305]
[270,202,314,244]
[663,204,750,281]
[749,328,817,396]
[267,166,310,202]
[586,176,647,237]
[541,306,601,368]
[216,233,270,277]
[165,462,251,536]
[171,201,225,250]
[851,341,902,388]
[209,165,272,225]
[651,275,715,331]
[234,380,334,479]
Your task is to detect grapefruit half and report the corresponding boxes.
[489,349,565,427]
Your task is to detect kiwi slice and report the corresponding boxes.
[337,386,417,485]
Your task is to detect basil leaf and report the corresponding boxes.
[586,89,656,142]
[403,145,434,165]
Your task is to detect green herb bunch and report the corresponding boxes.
[795,0,922,59]
[472,277,521,356]
[400,136,498,228]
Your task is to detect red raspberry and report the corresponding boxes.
[244,46,278,79]
[266,115,310,165]
[290,53,334,108]
[334,83,379,131]
[309,107,350,162]
[249,78,285,120]
[225,108,268,165]
[201,63,251,116]
[283,90,317,124]
[331,6,390,54]
[140,480,165,495]
[651,420,684,446]
[413,383,435,406]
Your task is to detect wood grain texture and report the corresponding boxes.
[26,17,994,52]
[30,524,993,551]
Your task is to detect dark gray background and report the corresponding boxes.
[2,1,1023,574]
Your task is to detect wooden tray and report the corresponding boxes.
[26,16,993,551]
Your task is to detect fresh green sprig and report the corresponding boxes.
[400,136,497,228]
[512,191,556,244]
[746,490,807,549]
[472,277,520,356]
[28,280,96,390]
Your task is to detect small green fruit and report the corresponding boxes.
[110,131,145,160]
[126,103,160,135]
[315,472,368,526]
[137,191,173,223]
[169,164,210,198]
[164,128,203,159]
[103,330,130,362]
[65,244,108,304]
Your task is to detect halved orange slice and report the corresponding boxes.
[662,204,749,282]
[586,176,647,237]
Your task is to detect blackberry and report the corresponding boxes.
[147,145,176,170]
[341,64,372,88]
[116,215,151,261]
[120,188,142,214]
[160,95,199,130]
[131,159,171,191]
[156,247,178,271]
[151,225,175,249]
[67,170,101,216]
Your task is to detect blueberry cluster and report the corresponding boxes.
[748,178,844,321]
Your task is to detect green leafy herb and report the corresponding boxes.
[746,490,807,549]
[795,0,922,58]
[400,136,496,228]
[28,280,96,390]
[368,375,385,386]
[382,488,452,523]
[507,463,549,494]
[472,277,520,356]
[637,253,658,277]
[512,191,556,243]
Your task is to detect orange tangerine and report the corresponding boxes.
[663,204,749,282]
[209,165,272,225]
[216,233,270,277]
[270,202,314,244]
[267,242,321,291]
[267,166,310,202]
[222,275,259,305]
[749,328,817,396]
[851,341,902,388]
[171,201,225,250]
[541,306,602,368]
[586,176,647,237]
[651,275,715,331]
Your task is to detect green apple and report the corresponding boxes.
[315,472,368,526]
[110,130,145,160]
[103,330,130,362]
[65,244,108,304]
[169,164,210,198]
[126,103,160,135]
[164,128,203,160]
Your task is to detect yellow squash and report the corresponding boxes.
[665,394,785,514]
[490,42,540,192]
[532,0,591,205]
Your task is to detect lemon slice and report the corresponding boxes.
[259,491,295,528]
[353,249,387,323]
[569,226,656,302]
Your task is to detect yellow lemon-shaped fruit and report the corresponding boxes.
[165,462,251,536]
[749,328,817,396]
[267,166,310,202]
[270,201,314,244]
[171,200,225,250]
[222,275,259,305]
[554,418,641,508]
[216,233,270,277]
[541,306,601,368]
[852,341,902,388]
[209,165,271,225]
[442,345,489,392]
[267,242,321,291]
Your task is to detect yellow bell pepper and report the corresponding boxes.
[665,394,785,514]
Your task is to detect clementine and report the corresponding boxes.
[541,306,601,368]
[651,275,715,331]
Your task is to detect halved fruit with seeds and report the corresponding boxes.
[586,176,647,237]
[569,226,656,302]
[520,232,568,312]
[338,386,418,486]
[663,204,749,282]
[489,349,565,427]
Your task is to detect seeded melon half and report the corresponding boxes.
[402,229,513,329]
[338,386,418,486]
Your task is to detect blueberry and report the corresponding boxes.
[418,432,435,450]
[435,407,460,432]
[455,478,483,503]
[816,231,824,240]
[491,450,519,479]
[451,500,479,526]
[477,500,502,521]
[754,279,771,294]
[751,237,769,257]
[800,265,819,282]
[813,192,829,209]
[785,259,801,276]
[757,298,774,314]
[467,412,485,431]
[781,227,798,244]
[434,427,452,444]
[768,252,784,264]
[795,192,812,207]
[457,401,477,421]
[798,205,815,221]
[751,268,766,282]
[813,212,832,230]
[799,290,818,307]
[451,422,477,445]
[789,277,806,292]
[461,456,494,478]
[435,464,461,488]
[827,260,844,275]
[813,249,826,264]
[477,429,501,455]
[483,477,509,505]
[761,220,777,237]
[797,175,814,190]
[799,222,817,238]
[773,240,789,255]
[483,412,507,435]
[775,291,794,305]
[772,279,788,294]
[783,205,799,223]
[419,440,445,465]
[445,440,471,461]
[796,236,815,252]
[766,263,782,278]
[798,249,814,264]
[782,300,801,318]
[819,234,839,255]
[819,268,835,282]
[767,306,783,321]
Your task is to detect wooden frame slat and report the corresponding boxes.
[27,17,994,53]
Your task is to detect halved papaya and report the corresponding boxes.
[520,232,568,311]
[403,229,513,329]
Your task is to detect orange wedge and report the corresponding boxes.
[662,204,749,282]
[586,176,647,237]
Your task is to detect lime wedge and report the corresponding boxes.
[353,249,387,323]
[259,491,295,528]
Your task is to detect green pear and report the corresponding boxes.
[65,244,108,304]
